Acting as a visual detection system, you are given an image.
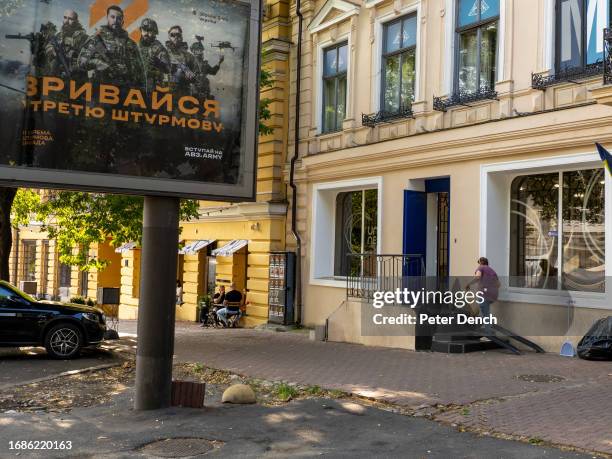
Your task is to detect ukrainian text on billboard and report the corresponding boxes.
[0,0,256,196]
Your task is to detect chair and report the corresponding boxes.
[223,301,242,328]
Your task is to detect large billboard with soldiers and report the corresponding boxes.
[0,0,260,200]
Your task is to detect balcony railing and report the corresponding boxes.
[605,28,612,85]
[433,87,498,112]
[532,61,604,90]
[362,106,414,127]
[346,253,425,300]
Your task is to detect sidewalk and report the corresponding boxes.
[117,321,612,455]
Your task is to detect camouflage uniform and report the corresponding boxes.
[78,25,145,88]
[166,41,198,95]
[139,42,170,92]
[190,41,222,98]
[46,23,88,78]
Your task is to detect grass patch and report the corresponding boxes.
[192,363,205,374]
[528,437,544,445]
[461,408,471,416]
[276,383,298,401]
[305,385,322,396]
[327,389,346,399]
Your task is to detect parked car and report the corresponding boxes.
[0,280,107,359]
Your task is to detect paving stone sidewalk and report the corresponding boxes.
[116,321,612,455]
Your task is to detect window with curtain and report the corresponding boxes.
[382,14,417,114]
[556,0,611,73]
[322,42,348,133]
[456,0,500,93]
[510,169,605,293]
[334,189,378,277]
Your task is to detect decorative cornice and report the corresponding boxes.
[292,109,612,182]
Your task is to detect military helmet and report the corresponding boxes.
[140,18,158,34]
[190,41,204,52]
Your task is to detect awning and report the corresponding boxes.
[115,242,137,253]
[179,240,215,255]
[212,240,248,257]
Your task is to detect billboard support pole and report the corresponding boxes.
[135,196,180,410]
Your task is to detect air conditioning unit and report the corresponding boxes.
[19,281,37,295]
[97,287,120,305]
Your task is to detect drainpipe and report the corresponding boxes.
[289,0,303,325]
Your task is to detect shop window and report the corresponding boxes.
[555,0,610,73]
[334,189,378,277]
[382,14,417,114]
[510,169,605,293]
[455,0,499,93]
[22,241,37,282]
[322,42,348,133]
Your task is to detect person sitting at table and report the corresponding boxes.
[217,282,242,326]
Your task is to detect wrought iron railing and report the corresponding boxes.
[432,87,498,112]
[346,253,425,300]
[361,106,414,127]
[605,28,612,85]
[532,61,604,90]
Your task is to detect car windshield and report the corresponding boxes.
[1,283,36,302]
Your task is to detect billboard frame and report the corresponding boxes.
[0,0,262,202]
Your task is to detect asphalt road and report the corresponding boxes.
[0,389,598,459]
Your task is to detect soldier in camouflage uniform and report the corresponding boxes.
[138,18,170,92]
[165,25,197,96]
[77,5,145,88]
[190,39,224,99]
[45,10,88,78]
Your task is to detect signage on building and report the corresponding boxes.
[0,0,260,200]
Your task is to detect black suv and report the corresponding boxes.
[0,281,107,359]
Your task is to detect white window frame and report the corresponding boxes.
[371,3,422,113]
[443,0,506,95]
[480,152,611,309]
[310,177,383,288]
[316,34,352,135]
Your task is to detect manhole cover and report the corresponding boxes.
[517,374,565,383]
[138,438,219,457]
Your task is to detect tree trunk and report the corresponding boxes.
[0,187,17,281]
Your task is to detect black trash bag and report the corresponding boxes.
[577,317,612,361]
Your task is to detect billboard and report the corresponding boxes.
[0,0,260,200]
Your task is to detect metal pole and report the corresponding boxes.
[135,196,180,410]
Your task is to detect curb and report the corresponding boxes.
[0,361,126,392]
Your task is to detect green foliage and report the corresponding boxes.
[16,190,199,271]
[11,189,40,228]
[259,51,275,137]
[69,296,87,305]
[305,385,322,396]
[275,382,298,401]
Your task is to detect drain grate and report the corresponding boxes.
[517,374,565,383]
[138,437,219,457]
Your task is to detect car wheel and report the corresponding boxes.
[44,323,83,359]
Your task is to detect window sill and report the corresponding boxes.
[433,88,498,112]
[501,287,610,310]
[309,277,348,288]
[531,63,604,90]
[362,107,414,127]
[317,128,344,137]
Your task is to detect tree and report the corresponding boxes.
[10,191,199,272]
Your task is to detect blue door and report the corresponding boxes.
[403,190,427,276]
